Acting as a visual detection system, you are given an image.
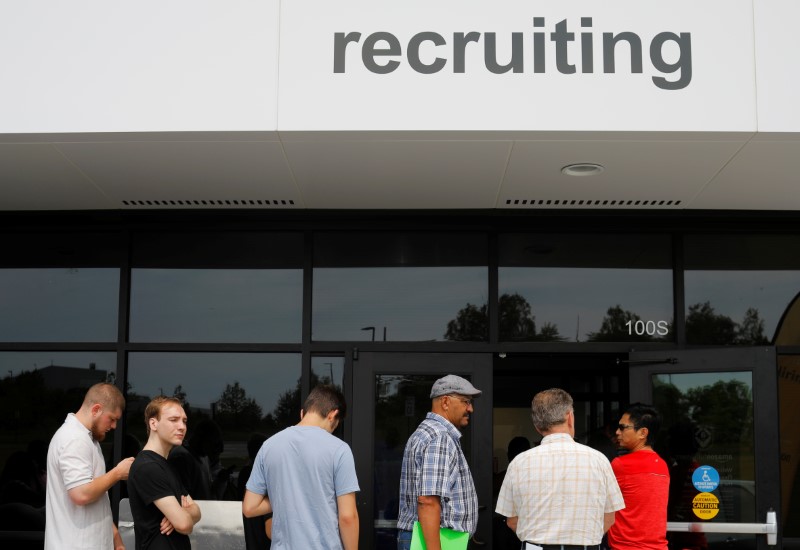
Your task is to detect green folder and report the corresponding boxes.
[410,521,469,550]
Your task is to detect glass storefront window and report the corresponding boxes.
[129,268,302,343]
[0,351,117,535]
[685,234,800,345]
[312,356,345,391]
[499,234,673,342]
[126,352,301,501]
[0,268,119,342]
[130,232,304,343]
[652,371,755,546]
[313,233,488,342]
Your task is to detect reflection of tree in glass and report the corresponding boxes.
[686,380,753,446]
[266,386,299,432]
[444,302,487,341]
[586,305,672,342]
[653,377,753,445]
[653,376,755,533]
[737,307,770,345]
[686,301,769,345]
[686,302,737,344]
[653,374,754,490]
[265,373,325,433]
[652,378,690,436]
[172,384,190,411]
[215,382,263,430]
[445,293,563,341]
[0,369,81,439]
[124,383,208,443]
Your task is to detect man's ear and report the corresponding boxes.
[91,403,103,416]
[299,409,305,420]
[327,409,340,423]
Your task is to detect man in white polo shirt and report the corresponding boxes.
[45,382,134,550]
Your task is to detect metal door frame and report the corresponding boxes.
[629,347,781,549]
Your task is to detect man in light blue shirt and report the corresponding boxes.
[243,385,360,550]
[397,375,482,550]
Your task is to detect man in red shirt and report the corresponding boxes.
[608,403,669,550]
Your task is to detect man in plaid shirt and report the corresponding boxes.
[397,374,482,550]
[496,388,624,550]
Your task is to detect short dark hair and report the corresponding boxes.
[625,403,661,445]
[304,385,347,421]
[83,382,125,412]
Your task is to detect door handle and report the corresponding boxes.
[667,509,778,546]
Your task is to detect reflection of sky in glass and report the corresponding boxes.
[686,271,800,340]
[0,268,119,342]
[0,351,116,378]
[500,267,673,340]
[312,267,487,341]
[130,269,302,343]
[653,371,753,394]
[127,353,301,414]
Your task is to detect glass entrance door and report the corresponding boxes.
[629,347,781,550]
[351,352,492,550]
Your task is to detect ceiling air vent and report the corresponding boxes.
[504,198,682,207]
[121,199,296,208]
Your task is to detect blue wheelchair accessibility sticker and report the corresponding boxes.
[692,465,720,492]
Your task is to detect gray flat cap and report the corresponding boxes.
[430,374,482,399]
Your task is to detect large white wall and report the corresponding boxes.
[754,0,800,132]
[0,0,795,134]
[0,0,280,133]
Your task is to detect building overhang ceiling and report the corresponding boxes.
[1,130,799,212]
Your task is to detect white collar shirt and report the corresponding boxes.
[495,432,624,546]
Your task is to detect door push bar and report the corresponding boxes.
[667,510,778,546]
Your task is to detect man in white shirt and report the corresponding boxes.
[46,382,134,550]
[496,388,624,549]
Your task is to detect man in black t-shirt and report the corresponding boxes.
[128,396,201,549]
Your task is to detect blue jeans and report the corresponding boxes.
[397,529,413,550]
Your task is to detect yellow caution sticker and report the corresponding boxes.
[692,492,720,520]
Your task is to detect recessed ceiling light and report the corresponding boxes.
[561,163,605,176]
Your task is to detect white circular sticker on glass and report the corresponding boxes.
[692,465,720,492]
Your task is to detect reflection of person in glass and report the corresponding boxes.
[45,382,133,550]
[0,441,50,536]
[493,436,530,550]
[607,403,669,550]
[168,418,226,501]
[243,385,359,550]
[1,450,46,508]
[396,374,482,550]
[495,388,624,548]
[664,421,707,550]
[237,432,271,549]
[128,396,202,550]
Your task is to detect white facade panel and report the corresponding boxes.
[0,1,280,133]
[754,0,800,132]
[279,0,757,132]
